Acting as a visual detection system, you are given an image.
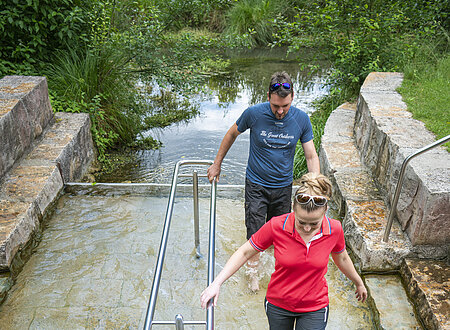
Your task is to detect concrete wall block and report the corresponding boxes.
[343,200,413,271]
[0,202,40,270]
[359,72,404,93]
[34,167,64,216]
[354,95,372,153]
[0,76,54,179]
[356,72,450,247]
[53,112,94,182]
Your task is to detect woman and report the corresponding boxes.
[200,173,367,329]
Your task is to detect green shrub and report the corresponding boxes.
[0,0,89,74]
[276,0,448,94]
[46,46,139,160]
[225,0,287,47]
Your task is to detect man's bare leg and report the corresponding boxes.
[246,253,260,292]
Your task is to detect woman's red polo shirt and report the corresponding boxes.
[249,212,345,313]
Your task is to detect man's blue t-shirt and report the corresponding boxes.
[236,102,313,188]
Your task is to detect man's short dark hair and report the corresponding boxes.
[269,71,293,98]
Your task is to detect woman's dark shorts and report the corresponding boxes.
[265,299,329,330]
[245,178,292,239]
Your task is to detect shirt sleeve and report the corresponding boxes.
[299,112,314,144]
[236,107,251,133]
[331,220,346,254]
[249,220,274,252]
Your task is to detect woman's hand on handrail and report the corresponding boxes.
[200,282,221,309]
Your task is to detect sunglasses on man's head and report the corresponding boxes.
[295,193,328,207]
[270,82,291,92]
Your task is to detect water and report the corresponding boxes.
[98,49,330,184]
[0,190,375,329]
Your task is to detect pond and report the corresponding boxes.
[97,48,330,184]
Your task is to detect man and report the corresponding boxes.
[207,71,320,291]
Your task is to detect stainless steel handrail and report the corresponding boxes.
[143,160,216,329]
[383,135,450,242]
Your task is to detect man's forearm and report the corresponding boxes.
[213,124,240,165]
[302,140,320,173]
[306,154,320,173]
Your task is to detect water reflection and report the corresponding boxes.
[98,49,330,184]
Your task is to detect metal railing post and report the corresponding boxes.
[143,161,181,330]
[206,178,217,330]
[383,135,450,242]
[193,170,202,258]
[175,314,184,330]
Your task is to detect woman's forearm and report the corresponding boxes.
[332,250,364,286]
[332,250,367,302]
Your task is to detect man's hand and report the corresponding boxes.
[207,163,221,183]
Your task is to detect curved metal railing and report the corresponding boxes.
[383,135,450,242]
[143,160,217,329]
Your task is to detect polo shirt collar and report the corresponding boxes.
[283,212,332,236]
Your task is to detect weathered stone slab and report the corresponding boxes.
[365,274,421,329]
[0,76,53,179]
[320,100,419,270]
[355,72,450,247]
[0,113,94,270]
[321,103,357,143]
[359,71,404,93]
[0,275,12,304]
[22,112,94,183]
[0,200,40,271]
[0,165,64,272]
[343,200,413,271]
[400,259,450,330]
[1,165,63,216]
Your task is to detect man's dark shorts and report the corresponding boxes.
[245,178,292,239]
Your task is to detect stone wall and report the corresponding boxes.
[354,72,450,246]
[0,75,95,273]
[0,76,53,179]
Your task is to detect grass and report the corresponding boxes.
[398,53,450,151]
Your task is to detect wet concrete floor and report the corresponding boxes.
[0,191,384,329]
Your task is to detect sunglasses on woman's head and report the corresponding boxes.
[270,82,291,91]
[295,193,328,207]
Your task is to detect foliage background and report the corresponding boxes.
[1,0,448,176]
